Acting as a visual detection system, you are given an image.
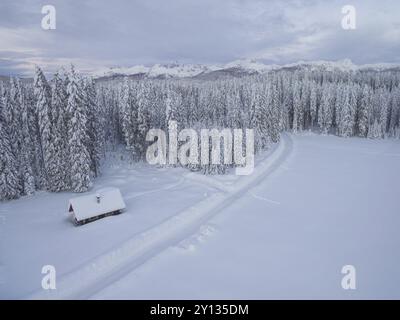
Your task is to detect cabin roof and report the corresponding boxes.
[68,187,126,222]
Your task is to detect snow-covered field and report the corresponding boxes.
[1,134,400,299]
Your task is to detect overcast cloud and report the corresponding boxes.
[0,0,399,76]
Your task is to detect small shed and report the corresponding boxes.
[68,187,126,225]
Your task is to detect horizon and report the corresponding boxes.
[2,58,400,80]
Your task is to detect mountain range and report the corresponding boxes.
[93,59,400,81]
[1,59,400,82]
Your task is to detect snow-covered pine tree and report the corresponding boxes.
[318,84,333,134]
[292,81,302,133]
[49,72,69,191]
[388,88,400,137]
[136,82,151,159]
[67,66,91,192]
[22,82,44,190]
[120,78,135,152]
[268,81,281,143]
[348,83,358,136]
[5,79,24,192]
[358,85,371,137]
[282,78,293,131]
[7,78,23,159]
[254,83,270,150]
[94,85,106,153]
[300,81,310,130]
[0,95,21,200]
[368,88,382,139]
[334,84,344,135]
[83,77,101,176]
[149,82,167,129]
[227,84,243,129]
[309,82,318,129]
[34,66,54,190]
[368,119,381,139]
[338,85,355,137]
[18,80,36,195]
[110,87,123,146]
[378,88,389,138]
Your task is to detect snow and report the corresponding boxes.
[26,134,286,299]
[92,134,400,300]
[286,58,358,72]
[0,160,211,299]
[93,65,149,78]
[91,59,400,79]
[93,63,210,79]
[1,134,400,299]
[223,59,279,73]
[68,187,126,222]
[147,63,209,78]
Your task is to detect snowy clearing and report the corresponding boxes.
[1,134,400,299]
[0,160,212,298]
[92,134,400,299]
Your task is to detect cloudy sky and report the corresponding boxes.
[0,0,399,76]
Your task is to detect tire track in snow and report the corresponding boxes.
[124,177,185,200]
[250,192,281,205]
[183,172,234,193]
[28,134,293,300]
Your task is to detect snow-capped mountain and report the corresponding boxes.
[93,63,212,80]
[283,59,358,72]
[93,59,400,80]
[222,59,280,73]
[93,59,278,80]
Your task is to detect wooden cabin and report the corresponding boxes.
[68,188,126,225]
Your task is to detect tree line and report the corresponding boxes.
[1,66,399,200]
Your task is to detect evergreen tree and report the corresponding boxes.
[19,80,36,195]
[309,83,318,129]
[84,77,101,176]
[7,78,23,159]
[358,85,371,137]
[318,84,333,134]
[268,81,281,142]
[0,97,21,200]
[120,78,135,151]
[67,66,91,192]
[379,89,389,138]
[34,66,53,189]
[338,85,355,137]
[136,83,151,159]
[292,82,302,133]
[388,88,400,137]
[254,84,270,150]
[50,72,69,191]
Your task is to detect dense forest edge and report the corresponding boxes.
[1,65,399,201]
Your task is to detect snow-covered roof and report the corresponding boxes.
[68,187,126,222]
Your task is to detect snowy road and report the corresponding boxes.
[92,134,400,299]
